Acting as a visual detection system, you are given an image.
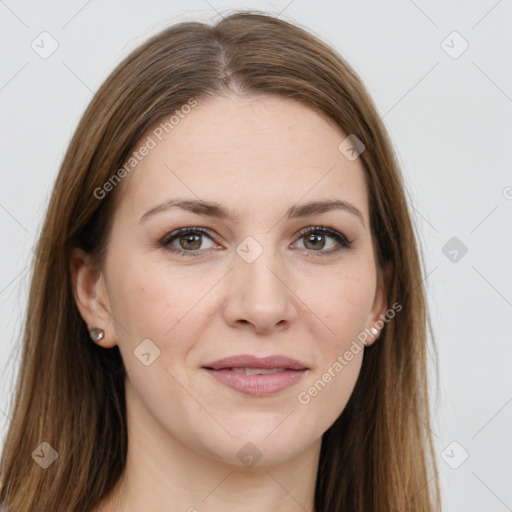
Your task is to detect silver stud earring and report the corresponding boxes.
[89,327,105,341]
[370,327,379,336]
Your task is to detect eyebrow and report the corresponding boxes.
[139,197,365,228]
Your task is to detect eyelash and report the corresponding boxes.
[158,225,354,258]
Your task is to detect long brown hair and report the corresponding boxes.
[0,10,441,511]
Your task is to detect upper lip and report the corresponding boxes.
[203,354,308,371]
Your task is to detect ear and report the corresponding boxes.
[365,260,393,347]
[70,247,117,348]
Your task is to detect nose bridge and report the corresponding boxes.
[235,234,287,299]
[223,233,296,332]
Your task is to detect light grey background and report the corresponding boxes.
[1,1,511,510]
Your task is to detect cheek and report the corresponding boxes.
[317,272,375,347]
[294,270,374,424]
[108,268,171,334]
[106,254,215,377]
[107,251,193,332]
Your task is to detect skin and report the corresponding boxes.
[71,93,390,512]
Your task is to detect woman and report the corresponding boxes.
[0,10,441,511]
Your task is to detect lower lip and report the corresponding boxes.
[203,368,307,397]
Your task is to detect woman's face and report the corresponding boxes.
[76,93,388,467]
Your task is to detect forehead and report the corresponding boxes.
[116,94,369,224]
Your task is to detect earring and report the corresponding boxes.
[370,327,379,336]
[89,326,105,341]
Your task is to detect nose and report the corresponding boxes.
[221,246,298,334]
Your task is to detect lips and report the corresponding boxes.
[203,354,308,371]
[202,354,309,397]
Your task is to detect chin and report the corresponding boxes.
[198,426,314,469]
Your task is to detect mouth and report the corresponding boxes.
[218,367,291,374]
[202,354,309,397]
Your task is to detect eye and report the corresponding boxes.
[159,227,217,257]
[292,225,354,257]
[158,225,354,258]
